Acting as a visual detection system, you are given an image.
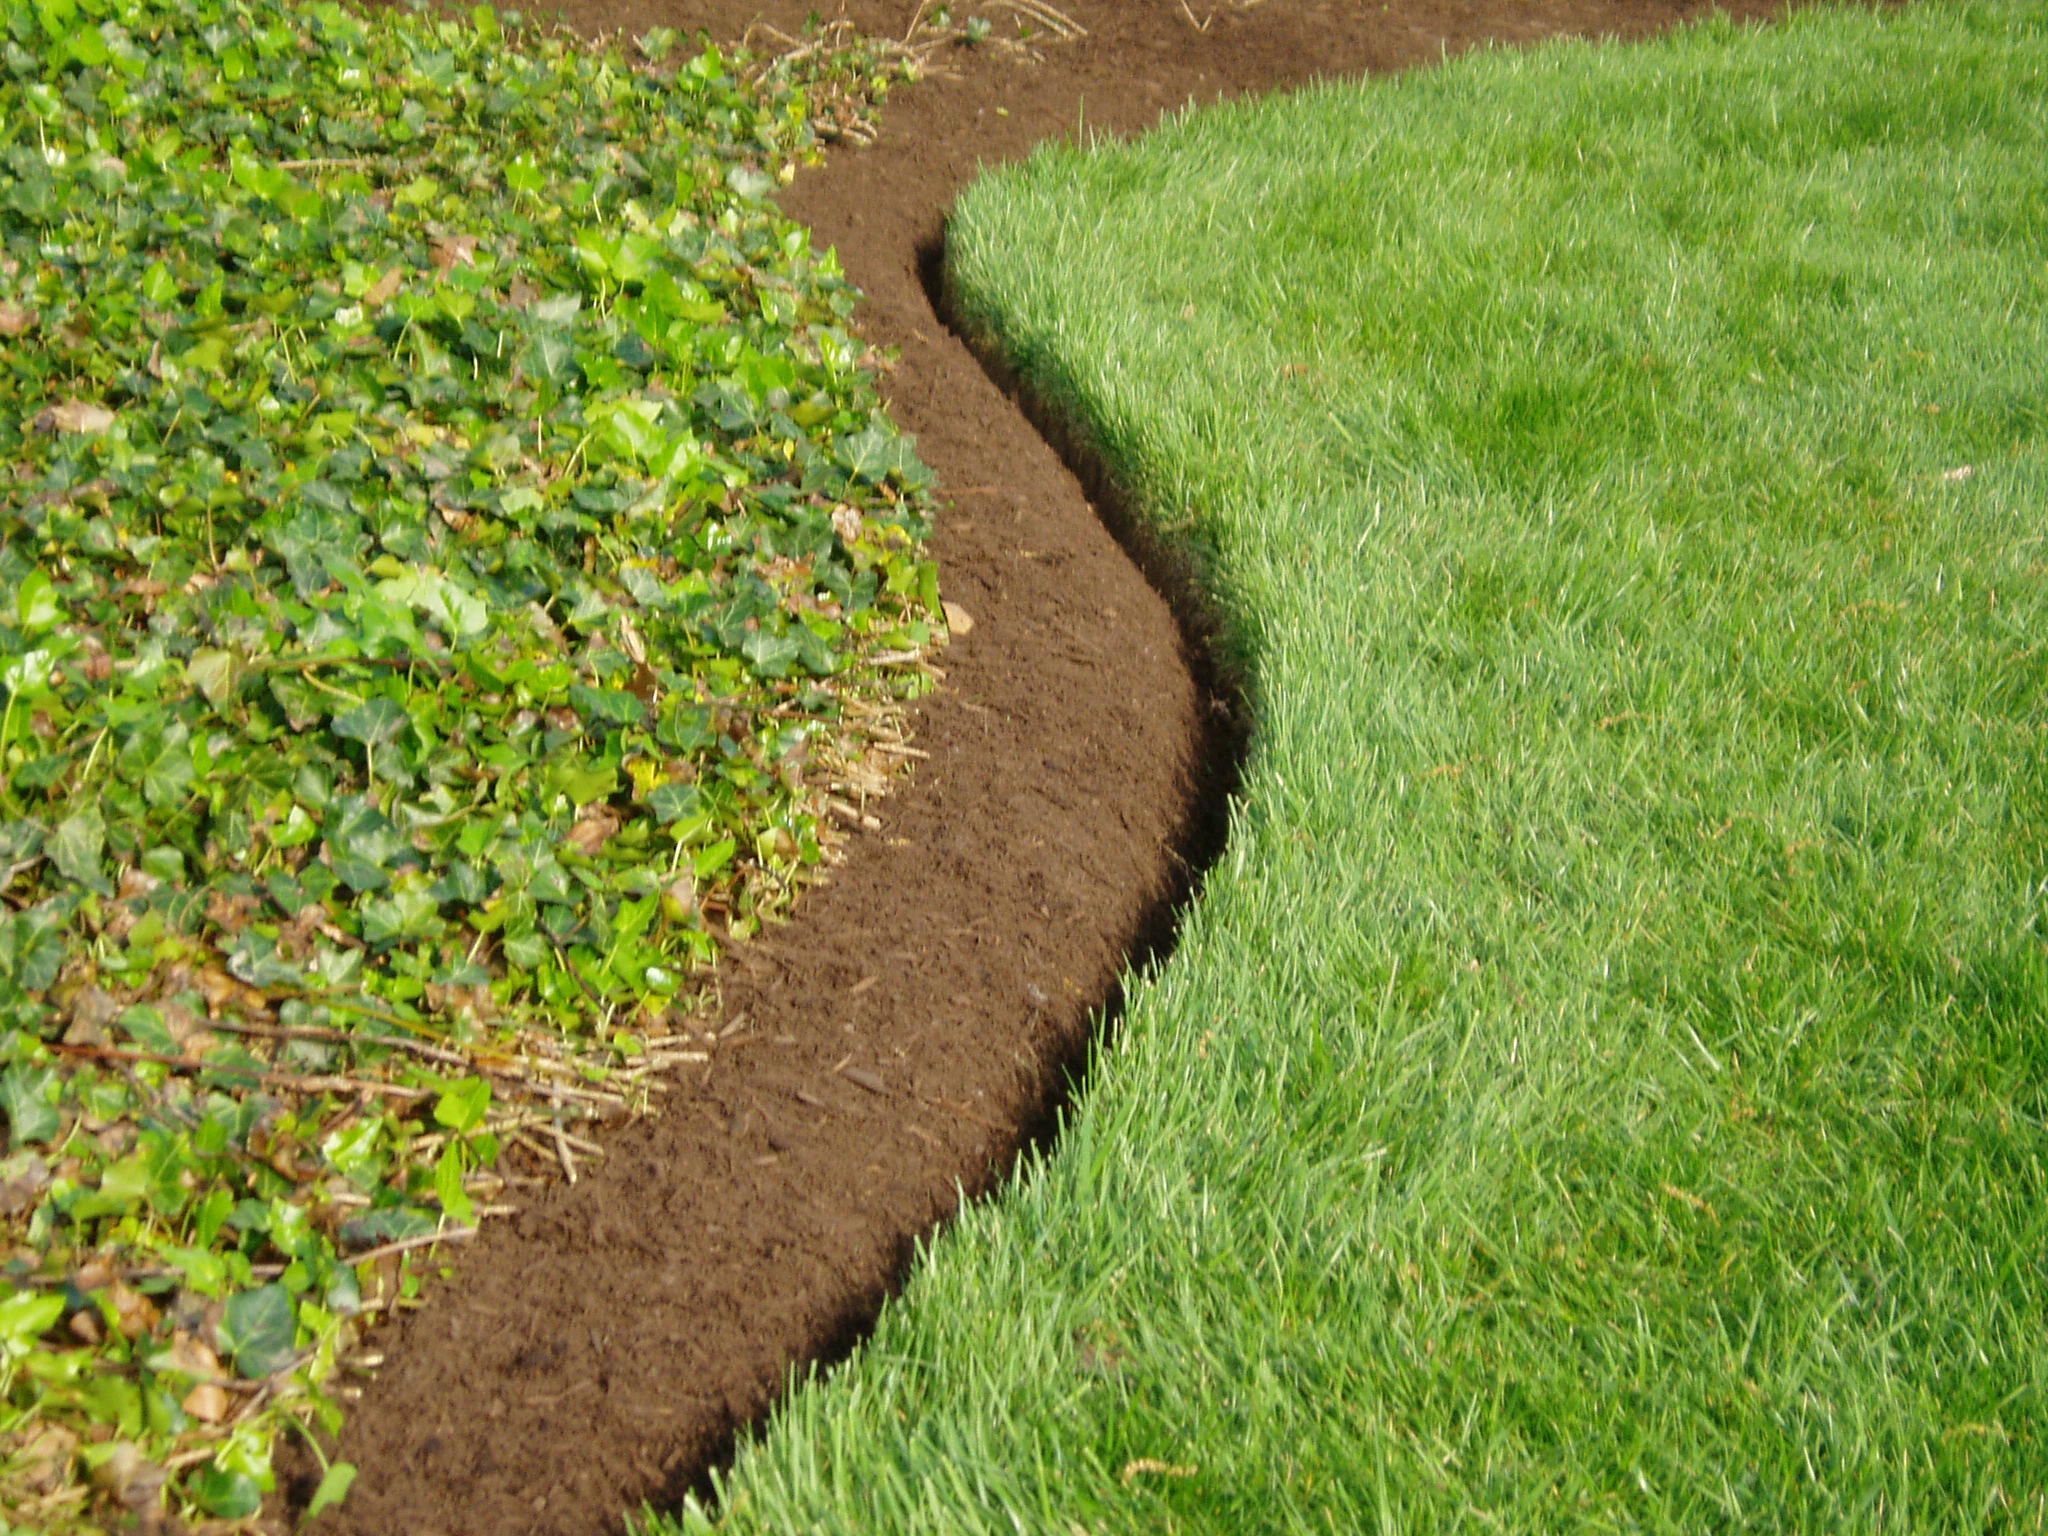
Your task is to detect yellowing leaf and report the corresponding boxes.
[186,647,243,708]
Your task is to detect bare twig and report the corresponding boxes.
[205,1015,486,1072]
[548,1085,577,1184]
[988,0,1086,39]
[345,1225,479,1268]
[48,1041,431,1100]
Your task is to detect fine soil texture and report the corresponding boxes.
[297,2,1780,1532]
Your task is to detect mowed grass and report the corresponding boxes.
[667,4,2048,1530]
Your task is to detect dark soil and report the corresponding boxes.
[294,3,1782,1532]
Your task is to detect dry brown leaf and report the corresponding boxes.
[942,600,975,636]
[61,985,121,1048]
[90,1441,167,1513]
[181,1381,232,1424]
[360,266,404,308]
[662,872,698,922]
[164,1329,225,1380]
[617,610,648,666]
[431,234,479,273]
[201,884,260,933]
[117,866,162,903]
[159,997,215,1052]
[192,952,272,1018]
[108,1281,159,1340]
[34,399,116,434]
[0,301,34,337]
[72,1255,116,1292]
[566,806,620,855]
[12,1423,79,1495]
[0,1153,49,1218]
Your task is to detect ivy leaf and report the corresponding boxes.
[0,821,43,877]
[267,671,328,731]
[14,569,62,634]
[376,569,488,639]
[836,423,931,488]
[0,1289,66,1350]
[1,1065,61,1148]
[0,907,65,992]
[725,164,774,203]
[219,1284,298,1378]
[434,1145,474,1224]
[332,698,408,750]
[525,326,576,386]
[187,648,244,708]
[305,1462,358,1520]
[740,630,801,678]
[358,873,446,946]
[47,808,107,890]
[433,1076,491,1134]
[546,758,618,807]
[645,783,701,826]
[321,796,408,892]
[1,649,54,698]
[190,1465,264,1518]
[340,1206,435,1251]
[115,722,196,809]
[566,682,645,728]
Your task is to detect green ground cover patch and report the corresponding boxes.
[0,0,937,1525]
[678,3,2048,1531]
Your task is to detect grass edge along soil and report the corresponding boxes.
[0,3,944,1528]
[678,4,2048,1531]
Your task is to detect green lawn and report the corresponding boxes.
[672,3,2048,1530]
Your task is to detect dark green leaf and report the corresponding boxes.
[191,1466,264,1519]
[220,1283,298,1378]
[332,698,408,748]
[47,808,106,889]
[115,722,196,809]
[1,1064,61,1148]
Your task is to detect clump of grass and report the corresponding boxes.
[0,0,939,1525]
[666,3,2048,1531]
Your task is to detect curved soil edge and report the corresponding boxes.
[290,3,1782,1532]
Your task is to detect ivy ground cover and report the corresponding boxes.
[681,3,2048,1530]
[0,1,939,1527]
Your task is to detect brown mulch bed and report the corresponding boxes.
[290,2,1780,1531]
